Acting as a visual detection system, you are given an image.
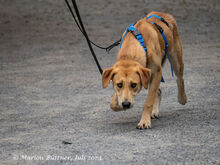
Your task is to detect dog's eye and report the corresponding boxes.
[117,83,123,88]
[131,83,137,88]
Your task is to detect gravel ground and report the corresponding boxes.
[0,0,220,164]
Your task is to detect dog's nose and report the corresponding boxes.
[122,101,131,109]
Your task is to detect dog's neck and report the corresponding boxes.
[117,33,147,67]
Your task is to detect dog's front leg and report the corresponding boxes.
[110,92,123,111]
[137,68,162,129]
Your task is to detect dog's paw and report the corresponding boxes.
[110,102,123,111]
[151,107,159,119]
[151,112,159,119]
[136,119,151,129]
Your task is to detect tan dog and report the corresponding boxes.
[102,12,187,129]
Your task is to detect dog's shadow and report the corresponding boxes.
[100,107,198,134]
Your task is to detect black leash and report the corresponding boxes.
[65,0,103,74]
[64,0,121,74]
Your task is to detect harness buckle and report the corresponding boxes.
[132,29,141,36]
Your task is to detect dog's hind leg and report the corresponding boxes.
[170,24,187,105]
[151,88,161,118]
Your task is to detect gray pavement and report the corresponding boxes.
[0,0,220,164]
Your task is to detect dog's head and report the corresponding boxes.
[102,60,151,110]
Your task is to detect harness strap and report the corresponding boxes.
[120,23,134,48]
[146,15,174,81]
[146,15,169,27]
[151,22,169,63]
[120,23,147,55]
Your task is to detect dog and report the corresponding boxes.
[102,12,187,129]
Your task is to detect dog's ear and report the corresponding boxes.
[138,66,151,89]
[102,67,114,88]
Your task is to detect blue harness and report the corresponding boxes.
[120,15,174,82]
[120,23,147,54]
